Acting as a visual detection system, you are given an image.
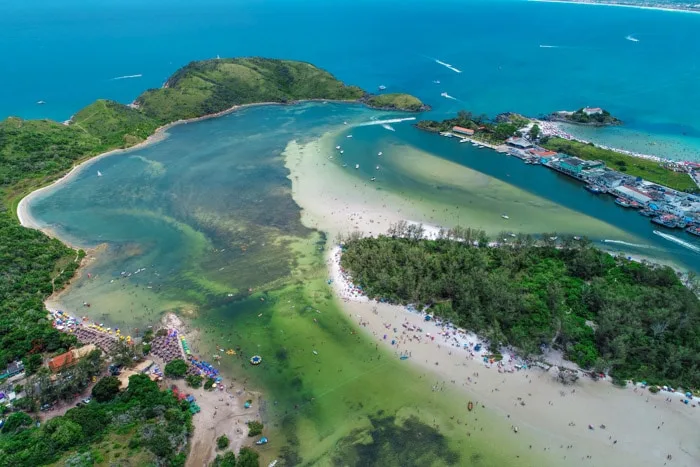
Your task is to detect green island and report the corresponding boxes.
[340,228,700,388]
[542,137,700,193]
[363,93,430,112]
[0,57,423,466]
[547,108,622,126]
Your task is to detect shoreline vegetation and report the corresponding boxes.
[339,224,700,389]
[0,57,424,465]
[416,109,700,193]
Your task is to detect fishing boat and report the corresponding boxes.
[651,215,678,229]
[614,197,633,208]
[467,401,474,411]
[639,209,655,217]
[584,184,604,194]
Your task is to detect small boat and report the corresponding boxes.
[256,437,268,445]
[37,100,46,105]
[614,197,632,208]
[639,209,655,217]
[336,145,341,150]
[378,85,387,90]
[355,164,360,169]
[467,401,474,411]
[472,142,479,147]
[340,150,344,154]
[343,121,348,125]
[342,163,347,167]
[312,350,318,355]
[378,151,383,156]
[376,165,380,170]
[370,177,376,182]
[573,236,581,241]
[346,134,353,138]
[585,184,604,194]
[97,170,103,177]
[433,80,441,84]
[440,92,449,98]
[550,236,558,241]
[501,214,509,219]
[459,138,470,143]
[686,226,700,237]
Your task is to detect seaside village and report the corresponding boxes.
[444,117,700,235]
[1,309,266,443]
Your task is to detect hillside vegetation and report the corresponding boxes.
[364,93,427,112]
[136,57,366,122]
[341,228,700,388]
[71,100,160,150]
[543,137,699,193]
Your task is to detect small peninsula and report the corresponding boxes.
[0,57,424,466]
[363,93,431,112]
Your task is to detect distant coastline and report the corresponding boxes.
[529,0,700,14]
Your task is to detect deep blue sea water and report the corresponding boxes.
[3,0,700,159]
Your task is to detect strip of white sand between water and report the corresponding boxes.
[283,131,700,466]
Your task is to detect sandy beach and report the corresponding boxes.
[328,246,699,467]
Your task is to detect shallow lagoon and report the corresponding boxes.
[28,102,699,464]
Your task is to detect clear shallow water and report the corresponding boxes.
[31,103,552,466]
[3,0,700,159]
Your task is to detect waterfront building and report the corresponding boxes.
[452,126,474,136]
[613,185,653,205]
[556,157,604,175]
[506,137,533,149]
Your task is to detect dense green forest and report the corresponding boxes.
[542,137,699,193]
[0,374,192,466]
[340,227,700,388]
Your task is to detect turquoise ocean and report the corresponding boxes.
[3,0,700,161]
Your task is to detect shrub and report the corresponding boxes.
[203,378,215,390]
[648,386,659,394]
[237,447,260,467]
[164,359,188,378]
[247,420,263,437]
[186,374,203,388]
[212,451,237,467]
[92,376,122,402]
[216,434,230,450]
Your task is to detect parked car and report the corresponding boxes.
[81,397,91,404]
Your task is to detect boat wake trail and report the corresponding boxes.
[434,59,462,73]
[440,92,457,100]
[653,230,700,254]
[602,239,659,250]
[539,45,560,48]
[625,35,640,42]
[358,117,416,126]
[381,124,395,132]
[112,74,143,80]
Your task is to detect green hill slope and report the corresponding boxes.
[136,57,366,122]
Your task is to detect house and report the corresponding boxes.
[0,361,25,380]
[48,351,75,373]
[529,149,557,160]
[583,107,603,115]
[452,126,474,136]
[506,137,533,149]
[47,344,98,373]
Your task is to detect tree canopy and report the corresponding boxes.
[340,228,700,388]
